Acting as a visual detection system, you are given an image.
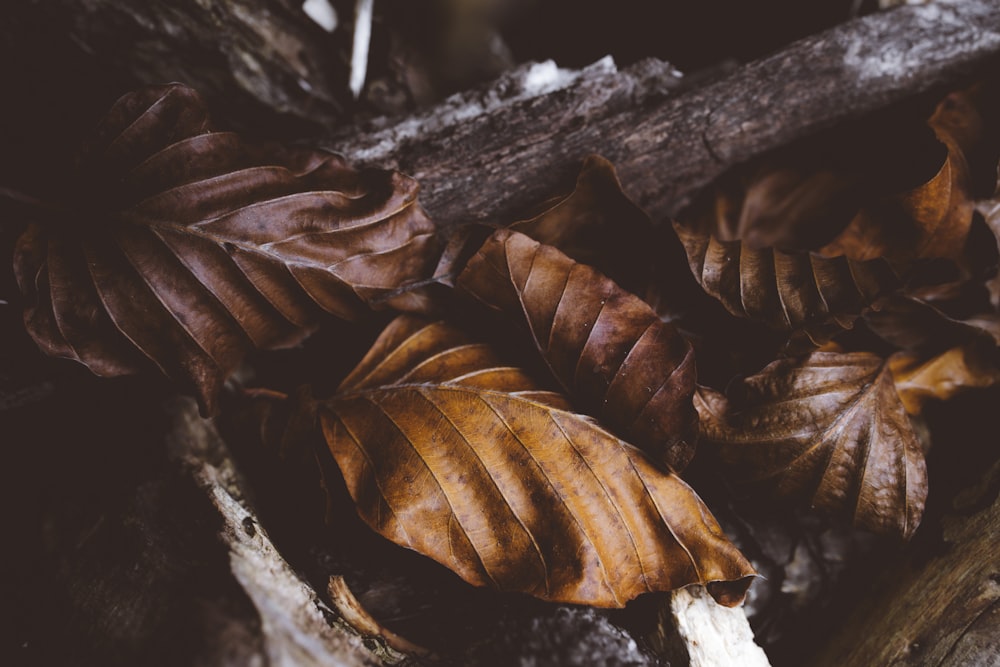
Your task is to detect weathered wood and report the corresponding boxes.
[810,428,1000,666]
[19,0,348,133]
[670,586,771,667]
[164,398,390,667]
[328,0,1000,226]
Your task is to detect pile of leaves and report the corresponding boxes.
[9,79,1000,655]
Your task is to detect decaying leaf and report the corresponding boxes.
[13,84,439,414]
[456,228,698,471]
[326,576,433,661]
[863,293,1000,353]
[818,99,976,261]
[320,314,755,608]
[695,351,927,540]
[509,154,656,294]
[671,222,901,344]
[693,85,994,264]
[889,343,1000,415]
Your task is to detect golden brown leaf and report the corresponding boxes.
[672,221,901,344]
[695,351,927,540]
[321,315,755,608]
[456,228,698,471]
[812,88,995,262]
[13,84,439,414]
[889,342,1000,415]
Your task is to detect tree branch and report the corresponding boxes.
[328,0,1000,225]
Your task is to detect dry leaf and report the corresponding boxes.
[13,84,439,414]
[863,293,1000,353]
[889,344,1000,415]
[672,221,901,344]
[700,165,863,252]
[812,88,993,262]
[679,85,996,268]
[695,351,927,540]
[326,576,433,661]
[320,315,755,608]
[509,154,656,294]
[456,228,698,471]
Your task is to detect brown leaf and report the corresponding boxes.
[818,87,997,262]
[321,314,755,608]
[863,293,1000,354]
[13,84,439,414]
[509,154,656,294]
[680,86,994,266]
[672,221,901,344]
[456,228,698,471]
[818,132,973,262]
[699,165,863,252]
[889,344,1000,415]
[695,351,927,540]
[326,576,433,661]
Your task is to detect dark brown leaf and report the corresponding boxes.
[671,221,901,344]
[863,293,1000,354]
[818,121,974,262]
[456,228,698,472]
[679,85,996,268]
[321,314,755,608]
[695,351,927,540]
[509,154,656,294]
[13,84,440,414]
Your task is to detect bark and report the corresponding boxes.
[6,0,348,135]
[13,0,1000,222]
[327,0,1000,225]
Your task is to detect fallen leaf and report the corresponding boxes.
[326,576,433,661]
[889,343,1000,415]
[863,293,1000,353]
[698,164,863,252]
[679,85,996,267]
[13,84,440,414]
[817,87,995,262]
[321,314,755,608]
[671,221,901,344]
[509,154,656,294]
[456,228,698,471]
[695,351,927,540]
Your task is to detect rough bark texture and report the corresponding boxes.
[9,0,347,135]
[328,0,1000,226]
[19,1,1000,224]
[811,438,1000,667]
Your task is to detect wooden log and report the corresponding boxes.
[12,0,348,133]
[327,0,1000,225]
